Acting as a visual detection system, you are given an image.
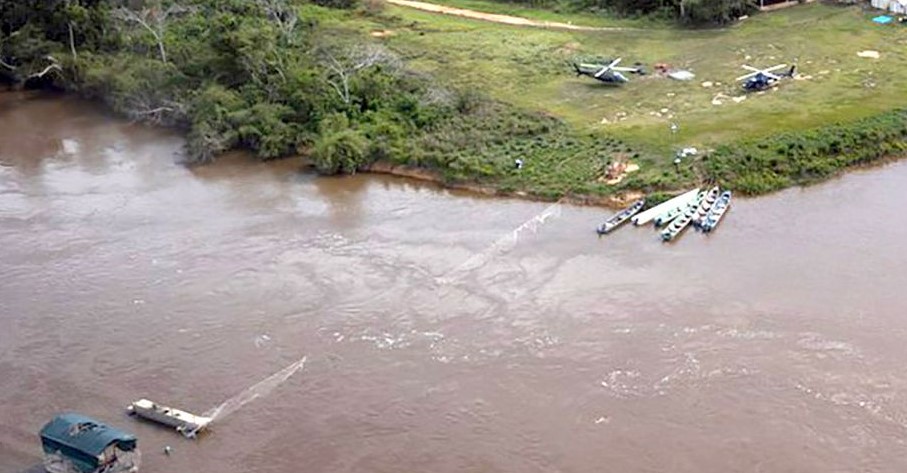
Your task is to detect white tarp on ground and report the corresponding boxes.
[872,0,907,14]
[668,70,695,81]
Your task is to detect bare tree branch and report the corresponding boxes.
[0,58,16,71]
[254,0,299,41]
[124,96,187,126]
[134,106,175,115]
[112,4,193,64]
[320,44,400,104]
[30,64,63,79]
[68,22,78,60]
[28,57,63,79]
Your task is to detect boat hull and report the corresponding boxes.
[127,399,212,438]
[661,192,705,241]
[701,191,732,232]
[632,188,699,226]
[692,186,721,228]
[597,199,645,235]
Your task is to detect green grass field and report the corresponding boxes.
[322,1,907,198]
[372,2,907,151]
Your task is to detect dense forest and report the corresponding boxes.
[3,0,617,185]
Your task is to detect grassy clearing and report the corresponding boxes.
[380,2,907,151]
[329,1,907,197]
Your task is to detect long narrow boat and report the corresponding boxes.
[127,399,212,438]
[653,197,691,228]
[597,198,645,234]
[632,188,699,226]
[691,186,721,228]
[661,191,704,241]
[701,191,732,232]
[656,189,706,228]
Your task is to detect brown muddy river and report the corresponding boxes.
[2,91,907,473]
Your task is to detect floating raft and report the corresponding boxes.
[127,399,212,438]
[632,188,699,226]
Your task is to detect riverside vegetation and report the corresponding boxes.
[3,0,907,201]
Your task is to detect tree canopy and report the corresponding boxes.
[2,0,616,184]
[1,0,443,165]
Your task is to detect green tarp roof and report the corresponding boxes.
[40,413,137,457]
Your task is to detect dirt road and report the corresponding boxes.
[385,0,633,31]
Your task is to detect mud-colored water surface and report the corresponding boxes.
[3,92,907,473]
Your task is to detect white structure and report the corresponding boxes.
[632,188,700,226]
[872,0,907,13]
[127,399,212,438]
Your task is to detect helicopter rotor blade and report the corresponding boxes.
[736,72,759,81]
[763,64,788,72]
[594,57,622,78]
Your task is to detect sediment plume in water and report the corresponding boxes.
[436,200,563,285]
[189,356,307,435]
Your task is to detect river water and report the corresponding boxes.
[2,91,907,473]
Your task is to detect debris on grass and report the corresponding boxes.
[678,147,698,157]
[711,93,729,105]
[701,81,714,88]
[668,70,695,81]
[857,50,881,59]
[601,159,640,185]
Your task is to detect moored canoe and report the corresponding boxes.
[632,188,699,226]
[701,191,732,232]
[597,199,646,234]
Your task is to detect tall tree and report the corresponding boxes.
[112,1,192,63]
[320,44,399,105]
